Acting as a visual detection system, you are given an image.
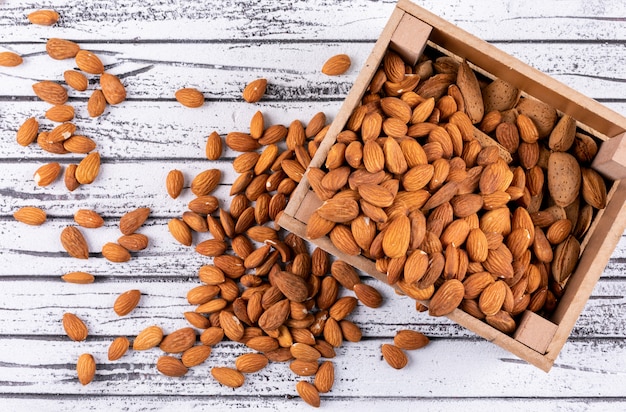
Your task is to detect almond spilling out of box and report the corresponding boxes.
[280,0,626,371]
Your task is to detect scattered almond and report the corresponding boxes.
[321,54,351,76]
[62,312,88,341]
[113,289,141,316]
[108,337,130,361]
[60,226,89,259]
[75,50,104,74]
[46,38,80,60]
[0,51,23,67]
[157,356,188,377]
[61,271,95,284]
[74,209,104,228]
[133,325,164,350]
[27,9,59,25]
[76,353,96,385]
[13,206,46,226]
[242,78,267,103]
[32,81,68,105]
[175,87,204,108]
[211,366,245,388]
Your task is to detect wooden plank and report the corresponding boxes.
[1,0,625,42]
[0,277,623,339]
[3,396,626,412]
[0,337,625,397]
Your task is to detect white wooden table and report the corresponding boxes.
[1,1,625,410]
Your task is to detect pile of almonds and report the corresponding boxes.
[305,45,609,334]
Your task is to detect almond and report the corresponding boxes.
[219,311,245,341]
[314,360,335,393]
[120,207,150,235]
[381,343,408,369]
[321,54,351,76]
[581,168,607,209]
[382,214,411,258]
[76,353,96,385]
[108,337,130,361]
[547,152,581,207]
[516,113,539,143]
[190,168,221,196]
[100,73,126,104]
[38,130,68,153]
[478,280,507,316]
[46,105,76,123]
[117,233,148,252]
[242,78,267,103]
[552,235,581,282]
[258,299,290,331]
[272,271,309,303]
[14,206,46,225]
[316,196,359,223]
[61,271,95,284]
[175,87,204,108]
[296,381,321,408]
[330,261,360,290]
[160,327,196,353]
[64,70,88,91]
[157,356,188,377]
[166,169,184,199]
[28,9,59,25]
[428,279,464,317]
[393,329,429,350]
[16,117,39,146]
[62,312,89,342]
[0,51,23,67]
[205,131,223,160]
[133,325,164,350]
[75,151,101,184]
[456,60,484,123]
[74,209,104,228]
[196,239,227,256]
[46,38,80,60]
[64,164,80,191]
[102,242,131,262]
[181,345,212,367]
[211,367,245,388]
[226,132,261,152]
[75,50,104,74]
[113,289,141,316]
[235,353,268,373]
[60,226,89,259]
[87,89,107,117]
[353,283,383,308]
[33,162,62,187]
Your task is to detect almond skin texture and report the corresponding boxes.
[74,209,104,228]
[60,226,89,259]
[14,206,46,226]
[75,152,101,184]
[175,87,204,108]
[76,353,96,385]
[108,337,130,361]
[133,325,164,350]
[157,356,188,377]
[46,38,80,60]
[120,207,151,235]
[113,289,141,316]
[46,105,76,122]
[34,162,62,187]
[88,90,107,117]
[235,353,269,373]
[75,50,104,74]
[160,327,196,353]
[394,330,430,350]
[322,54,351,76]
[0,51,23,67]
[211,367,245,388]
[428,279,465,317]
[381,344,408,369]
[16,117,39,146]
[64,70,88,91]
[33,80,67,105]
[242,78,267,103]
[102,242,131,263]
[28,9,59,25]
[182,345,212,367]
[166,169,184,199]
[206,131,223,160]
[100,73,126,104]
[63,313,88,341]
[61,271,95,284]
[314,360,335,393]
[296,381,321,408]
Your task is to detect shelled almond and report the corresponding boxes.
[304,45,609,335]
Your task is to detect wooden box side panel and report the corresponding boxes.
[396,0,626,138]
[545,180,626,359]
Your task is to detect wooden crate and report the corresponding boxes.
[279,0,626,371]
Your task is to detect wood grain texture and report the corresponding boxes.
[1,0,626,410]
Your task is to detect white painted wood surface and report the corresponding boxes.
[1,0,626,410]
